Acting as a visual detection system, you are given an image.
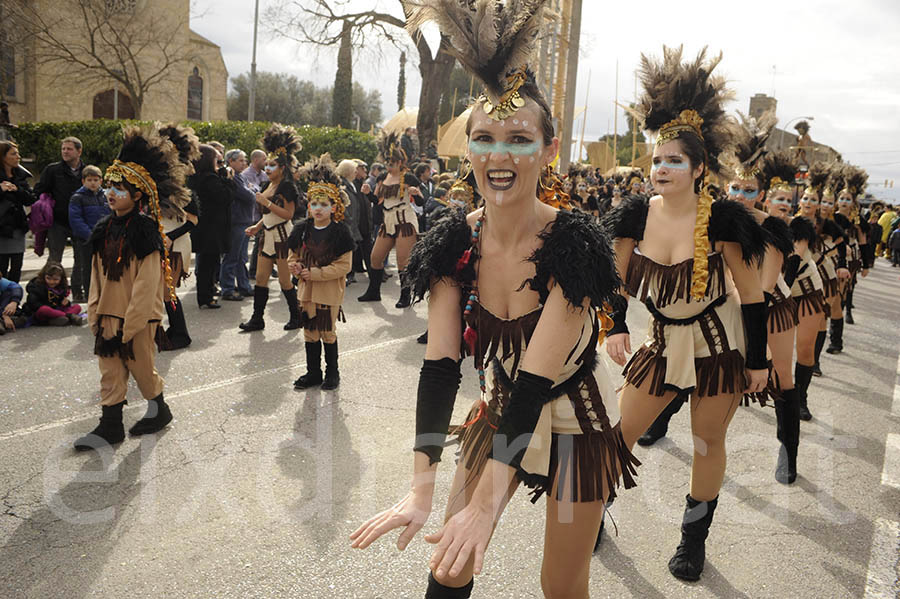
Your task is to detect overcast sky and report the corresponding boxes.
[192,0,900,202]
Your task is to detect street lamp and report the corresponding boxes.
[779,115,814,149]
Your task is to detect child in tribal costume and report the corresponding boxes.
[833,165,871,328]
[156,123,201,351]
[356,132,424,308]
[240,125,304,332]
[288,154,355,391]
[603,46,769,582]
[799,163,848,378]
[74,125,190,451]
[351,3,637,597]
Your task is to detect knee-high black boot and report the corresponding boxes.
[668,494,718,581]
[845,288,855,324]
[358,268,383,302]
[395,271,411,309]
[163,298,191,351]
[129,394,173,435]
[282,287,303,330]
[74,401,126,451]
[425,572,473,598]
[638,394,686,446]
[826,318,844,354]
[775,388,800,484]
[321,341,340,390]
[239,285,269,331]
[812,330,826,376]
[795,363,815,421]
[294,341,323,389]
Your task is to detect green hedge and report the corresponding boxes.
[11,119,377,174]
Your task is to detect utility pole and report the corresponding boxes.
[559,0,582,171]
[631,72,637,165]
[248,0,260,121]
[612,60,619,169]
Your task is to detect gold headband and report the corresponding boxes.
[768,176,792,192]
[104,160,158,203]
[307,182,342,205]
[448,179,475,211]
[267,147,287,162]
[657,109,704,145]
[481,70,527,121]
[735,165,762,180]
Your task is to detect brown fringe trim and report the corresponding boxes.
[768,296,798,334]
[304,306,334,332]
[795,290,826,318]
[273,241,289,260]
[450,401,502,494]
[94,330,136,361]
[742,360,780,407]
[99,240,133,281]
[624,252,726,309]
[171,252,190,286]
[820,275,839,299]
[463,302,542,372]
[155,325,172,352]
[396,222,417,238]
[624,345,747,398]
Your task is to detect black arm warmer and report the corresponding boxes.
[414,358,462,465]
[860,244,872,269]
[783,254,802,287]
[489,370,554,471]
[835,240,847,269]
[166,221,195,241]
[741,302,768,370]
[608,293,629,335]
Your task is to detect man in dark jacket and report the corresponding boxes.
[67,165,110,301]
[189,145,233,308]
[220,150,255,300]
[34,137,84,266]
[401,128,415,163]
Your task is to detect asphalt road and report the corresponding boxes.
[2,254,899,598]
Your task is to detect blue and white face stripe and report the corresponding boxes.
[728,183,760,200]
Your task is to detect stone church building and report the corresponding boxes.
[2,0,227,124]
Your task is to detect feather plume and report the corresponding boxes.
[761,150,799,191]
[114,124,191,220]
[725,110,776,177]
[807,162,830,194]
[842,164,868,198]
[261,124,302,172]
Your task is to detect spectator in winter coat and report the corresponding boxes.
[24,262,85,326]
[220,149,255,301]
[33,137,85,267]
[336,159,363,283]
[0,276,26,334]
[0,141,34,282]
[189,145,233,308]
[890,225,900,267]
[67,165,110,301]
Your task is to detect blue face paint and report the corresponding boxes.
[108,187,128,199]
[468,140,541,156]
[728,185,760,200]
[651,160,690,171]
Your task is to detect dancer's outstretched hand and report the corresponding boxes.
[350,489,432,551]
[425,503,493,578]
[606,332,631,367]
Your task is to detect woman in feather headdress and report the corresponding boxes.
[355,130,425,308]
[798,162,848,378]
[351,2,635,596]
[602,46,769,582]
[834,164,871,325]
[74,123,191,451]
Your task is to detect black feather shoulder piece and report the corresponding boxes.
[790,216,817,245]
[708,199,766,264]
[286,220,306,252]
[406,210,475,302]
[833,213,853,231]
[821,217,845,240]
[325,221,356,257]
[89,211,164,260]
[761,215,794,260]
[522,211,620,308]
[600,194,649,241]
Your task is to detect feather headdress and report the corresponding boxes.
[806,162,830,195]
[726,110,776,182]
[841,164,868,199]
[637,45,735,176]
[377,130,407,164]
[298,152,349,222]
[762,150,799,192]
[794,120,810,136]
[157,123,200,219]
[262,123,302,170]
[406,0,548,120]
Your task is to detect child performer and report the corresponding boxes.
[74,125,190,451]
[289,154,355,390]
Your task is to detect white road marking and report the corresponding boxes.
[893,350,900,417]
[0,335,418,443]
[864,519,900,599]
[883,434,900,490]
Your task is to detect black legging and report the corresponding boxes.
[0,252,24,282]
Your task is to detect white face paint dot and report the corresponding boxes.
[480,156,487,163]
[499,120,506,127]
[514,157,520,164]
[529,156,535,163]
[513,119,519,125]
[523,120,529,127]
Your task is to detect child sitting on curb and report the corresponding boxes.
[24,262,85,326]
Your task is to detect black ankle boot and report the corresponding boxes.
[395,271,411,308]
[282,287,303,330]
[825,318,844,354]
[845,289,855,324]
[358,268,383,302]
[425,572,473,598]
[129,394,173,435]
[321,341,340,390]
[638,394,686,446]
[294,341,323,389]
[162,298,191,351]
[668,494,718,581]
[812,330,826,376]
[775,388,800,484]
[74,402,126,451]
[795,363,815,421]
[239,285,269,331]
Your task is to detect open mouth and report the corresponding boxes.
[486,169,516,191]
[655,178,670,185]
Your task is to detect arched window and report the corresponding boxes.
[187,66,203,120]
[0,31,14,99]
[92,89,135,119]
